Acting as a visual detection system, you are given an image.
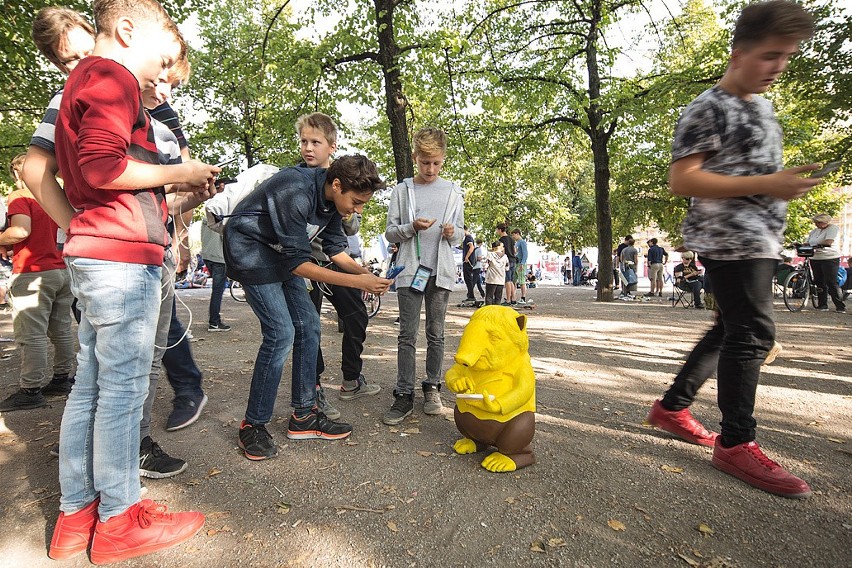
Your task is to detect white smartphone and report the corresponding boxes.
[809,160,842,178]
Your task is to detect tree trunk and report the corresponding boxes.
[375,0,413,182]
[586,2,614,302]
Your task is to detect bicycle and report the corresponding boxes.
[782,244,823,312]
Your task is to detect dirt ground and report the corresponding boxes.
[0,279,850,568]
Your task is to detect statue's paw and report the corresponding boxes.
[481,452,517,473]
[453,438,478,455]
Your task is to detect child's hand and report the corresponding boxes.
[440,224,454,239]
[182,160,221,187]
[769,165,823,201]
[358,273,392,295]
[413,217,436,231]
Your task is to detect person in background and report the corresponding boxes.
[807,213,845,313]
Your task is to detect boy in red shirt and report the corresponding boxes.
[48,0,219,563]
[0,154,75,411]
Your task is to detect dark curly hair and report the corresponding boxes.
[326,155,385,196]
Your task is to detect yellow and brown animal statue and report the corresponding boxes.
[445,305,536,472]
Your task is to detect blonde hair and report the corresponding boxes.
[412,127,447,157]
[10,154,27,181]
[168,55,191,85]
[31,7,95,70]
[295,113,338,147]
[93,0,183,60]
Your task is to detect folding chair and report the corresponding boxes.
[670,278,693,308]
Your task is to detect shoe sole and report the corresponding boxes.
[286,429,352,440]
[338,386,382,401]
[237,439,278,460]
[763,344,783,366]
[711,456,812,498]
[89,515,205,565]
[382,409,413,425]
[207,328,231,332]
[0,402,49,412]
[165,394,209,432]
[139,461,189,479]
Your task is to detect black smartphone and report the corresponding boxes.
[809,160,842,178]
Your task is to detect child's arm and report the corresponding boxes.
[292,261,390,294]
[100,159,218,191]
[21,146,75,231]
[670,154,822,201]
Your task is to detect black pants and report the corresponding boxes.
[485,283,503,305]
[661,257,777,447]
[162,299,204,399]
[463,262,476,300]
[309,266,368,384]
[811,258,845,311]
[678,277,704,306]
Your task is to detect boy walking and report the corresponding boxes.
[645,0,823,498]
[383,127,465,425]
[50,0,219,562]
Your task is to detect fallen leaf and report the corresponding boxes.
[547,538,566,548]
[661,464,684,474]
[186,479,201,487]
[677,552,700,566]
[530,540,546,553]
[207,468,223,478]
[416,451,433,457]
[697,523,713,536]
[505,497,519,504]
[607,519,626,531]
[387,521,398,533]
[403,428,421,434]
[206,529,218,536]
[276,502,291,514]
[827,438,844,444]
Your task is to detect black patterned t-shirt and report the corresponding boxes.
[672,86,786,260]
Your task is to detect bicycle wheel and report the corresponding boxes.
[362,291,381,318]
[230,280,246,302]
[782,271,808,312]
[810,286,821,309]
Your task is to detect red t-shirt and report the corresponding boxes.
[6,189,66,273]
[54,56,168,265]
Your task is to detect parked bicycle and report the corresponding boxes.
[782,243,824,312]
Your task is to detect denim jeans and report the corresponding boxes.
[395,277,450,395]
[140,253,175,440]
[661,257,777,447]
[472,268,485,297]
[60,258,161,520]
[309,268,368,383]
[204,259,227,325]
[244,278,319,423]
[162,298,204,399]
[9,268,76,388]
[811,258,845,311]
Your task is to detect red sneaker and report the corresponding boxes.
[646,399,718,447]
[48,498,100,560]
[89,500,205,565]
[712,440,812,498]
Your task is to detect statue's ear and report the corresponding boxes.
[516,313,526,331]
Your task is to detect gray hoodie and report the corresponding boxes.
[384,177,464,290]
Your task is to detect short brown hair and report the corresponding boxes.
[326,155,385,196]
[93,0,178,45]
[296,113,338,147]
[167,54,191,85]
[31,7,95,69]
[412,127,447,157]
[732,1,814,48]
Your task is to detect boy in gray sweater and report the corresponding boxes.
[383,128,465,425]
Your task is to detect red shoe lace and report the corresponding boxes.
[135,502,172,528]
[745,443,780,470]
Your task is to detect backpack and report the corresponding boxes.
[204,164,279,234]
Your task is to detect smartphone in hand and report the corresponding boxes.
[386,265,405,279]
[809,160,842,178]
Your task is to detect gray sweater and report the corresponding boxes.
[384,177,464,290]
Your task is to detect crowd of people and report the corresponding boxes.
[0,0,845,564]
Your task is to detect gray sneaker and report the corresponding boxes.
[316,386,341,420]
[339,374,381,400]
[382,392,414,425]
[422,384,444,415]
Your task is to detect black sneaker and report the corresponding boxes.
[207,322,232,332]
[286,409,352,440]
[382,392,414,425]
[41,375,75,397]
[239,420,278,460]
[166,393,208,431]
[0,388,48,412]
[139,436,188,478]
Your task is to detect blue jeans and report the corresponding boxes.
[60,258,161,521]
[205,259,227,326]
[162,299,204,399]
[243,278,319,423]
[395,277,451,394]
